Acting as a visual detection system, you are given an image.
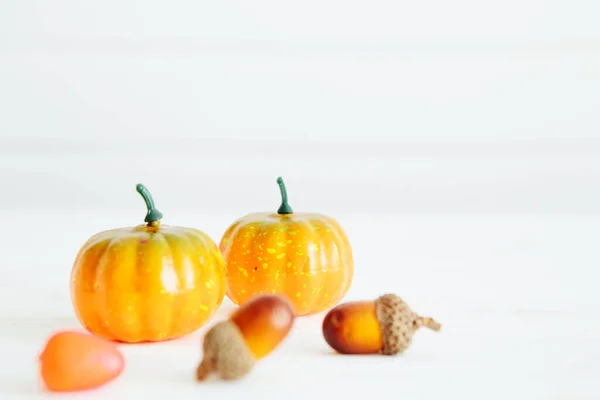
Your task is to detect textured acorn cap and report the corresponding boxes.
[196,321,256,381]
[375,293,441,355]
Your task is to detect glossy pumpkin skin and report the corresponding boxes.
[220,212,353,316]
[70,184,226,343]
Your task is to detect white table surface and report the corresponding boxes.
[1,211,599,399]
[2,2,600,396]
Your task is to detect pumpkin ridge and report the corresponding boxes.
[227,220,258,302]
[220,218,247,258]
[95,235,126,341]
[266,221,285,295]
[145,231,176,341]
[248,222,270,298]
[183,228,226,327]
[323,217,354,307]
[83,228,124,248]
[74,229,121,268]
[198,228,227,316]
[219,214,265,254]
[112,234,145,342]
[296,218,325,314]
[71,236,113,338]
[276,219,293,303]
[161,230,188,339]
[207,239,226,311]
[128,232,145,340]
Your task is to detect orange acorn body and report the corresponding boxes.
[322,300,384,354]
[196,294,295,381]
[220,177,354,316]
[322,294,441,355]
[39,331,124,392]
[70,184,226,343]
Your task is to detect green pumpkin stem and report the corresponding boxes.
[276,177,294,215]
[136,183,164,225]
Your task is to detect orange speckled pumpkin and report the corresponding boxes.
[70,184,226,343]
[220,177,353,316]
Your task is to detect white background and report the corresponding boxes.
[1,1,600,399]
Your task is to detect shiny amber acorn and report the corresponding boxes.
[220,177,354,316]
[322,294,441,355]
[196,294,295,381]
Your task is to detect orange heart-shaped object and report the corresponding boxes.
[39,331,125,392]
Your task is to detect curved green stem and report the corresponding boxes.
[276,177,293,215]
[136,183,164,225]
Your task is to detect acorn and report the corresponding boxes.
[196,294,295,380]
[322,293,441,355]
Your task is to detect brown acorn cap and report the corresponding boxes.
[374,293,441,355]
[196,320,256,381]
